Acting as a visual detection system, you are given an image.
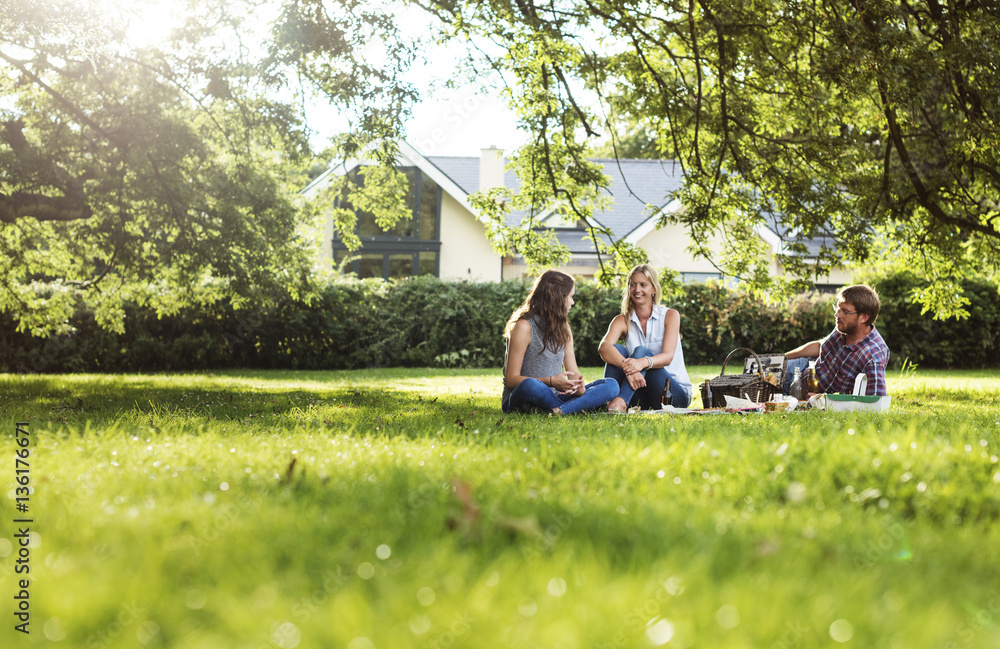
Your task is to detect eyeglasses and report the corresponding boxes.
[833,307,857,316]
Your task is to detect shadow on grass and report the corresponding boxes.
[0,374,509,437]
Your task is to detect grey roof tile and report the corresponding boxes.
[424,154,827,259]
[425,156,684,240]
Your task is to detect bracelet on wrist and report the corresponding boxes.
[647,356,653,369]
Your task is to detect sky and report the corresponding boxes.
[305,4,528,159]
[370,3,528,158]
[403,83,525,158]
[124,0,527,159]
[303,69,526,159]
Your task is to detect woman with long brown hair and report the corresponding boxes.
[502,270,618,414]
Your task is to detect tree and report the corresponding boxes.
[400,0,1000,315]
[7,0,998,330]
[0,0,419,334]
[0,0,304,333]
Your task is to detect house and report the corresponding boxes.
[302,141,851,287]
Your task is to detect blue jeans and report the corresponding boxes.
[504,377,619,415]
[604,344,692,409]
[783,357,809,394]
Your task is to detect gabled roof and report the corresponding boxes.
[305,141,826,259]
[425,153,685,242]
[759,212,840,258]
[304,142,687,254]
[302,141,482,218]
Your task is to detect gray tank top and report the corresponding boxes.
[501,316,565,410]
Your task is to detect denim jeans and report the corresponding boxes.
[783,357,809,394]
[604,344,692,409]
[503,377,619,415]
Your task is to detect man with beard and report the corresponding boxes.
[782,285,890,397]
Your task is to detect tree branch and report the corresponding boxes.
[0,192,92,224]
[0,119,93,223]
[0,48,118,144]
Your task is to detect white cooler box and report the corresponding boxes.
[826,394,892,412]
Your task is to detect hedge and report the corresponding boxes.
[2,272,998,373]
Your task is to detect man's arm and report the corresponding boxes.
[785,340,822,360]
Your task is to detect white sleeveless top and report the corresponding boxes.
[626,305,693,395]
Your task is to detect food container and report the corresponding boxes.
[773,395,799,412]
[825,394,892,413]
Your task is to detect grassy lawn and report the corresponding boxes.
[2,367,1000,648]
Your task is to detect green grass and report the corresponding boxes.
[2,367,1000,648]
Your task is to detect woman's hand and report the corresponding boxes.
[621,357,649,390]
[625,370,646,391]
[621,357,645,376]
[552,371,586,395]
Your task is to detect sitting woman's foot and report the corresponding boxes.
[607,397,628,413]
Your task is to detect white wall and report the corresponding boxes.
[501,261,604,281]
[637,222,728,274]
[787,264,854,287]
[637,222,855,285]
[320,212,335,264]
[439,193,503,281]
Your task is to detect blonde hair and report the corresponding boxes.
[621,264,662,319]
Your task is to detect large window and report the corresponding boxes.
[333,167,442,279]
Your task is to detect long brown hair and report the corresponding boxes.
[503,270,574,353]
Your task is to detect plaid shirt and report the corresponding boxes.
[816,327,890,396]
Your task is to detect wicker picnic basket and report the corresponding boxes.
[700,347,782,408]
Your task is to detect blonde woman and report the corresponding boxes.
[502,270,618,414]
[599,264,693,412]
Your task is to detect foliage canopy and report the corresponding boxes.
[5,0,1000,331]
[1,0,316,332]
[0,0,420,333]
[402,0,1000,314]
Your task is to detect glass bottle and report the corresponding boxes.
[806,360,820,393]
[789,366,804,400]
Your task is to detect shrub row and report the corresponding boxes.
[3,273,998,373]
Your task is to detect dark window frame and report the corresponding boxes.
[332,166,443,279]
